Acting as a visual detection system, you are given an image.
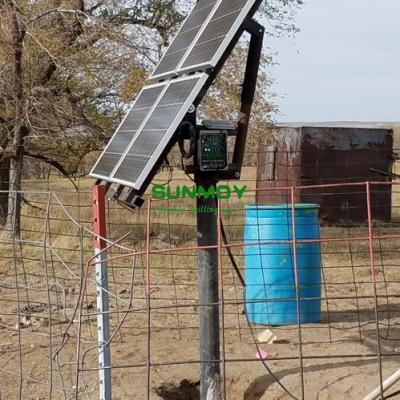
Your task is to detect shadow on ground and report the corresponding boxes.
[244,358,381,400]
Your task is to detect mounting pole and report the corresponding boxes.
[92,185,112,400]
[195,174,221,400]
[191,19,264,400]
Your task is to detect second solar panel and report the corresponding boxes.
[150,0,219,81]
[180,0,258,72]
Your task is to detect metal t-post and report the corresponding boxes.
[196,176,221,400]
[92,185,112,400]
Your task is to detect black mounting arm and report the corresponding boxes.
[185,17,265,180]
[233,18,265,173]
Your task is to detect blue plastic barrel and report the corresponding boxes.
[244,204,321,325]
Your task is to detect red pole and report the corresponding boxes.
[93,185,107,250]
[92,184,112,400]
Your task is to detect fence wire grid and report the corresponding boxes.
[1,159,400,399]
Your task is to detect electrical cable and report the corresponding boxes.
[219,212,299,400]
[220,221,245,287]
[151,157,173,188]
[178,121,197,183]
[178,121,196,159]
[182,158,196,183]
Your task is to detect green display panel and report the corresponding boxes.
[198,130,228,171]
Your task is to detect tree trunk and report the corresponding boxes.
[0,157,10,225]
[6,8,26,237]
[7,140,25,236]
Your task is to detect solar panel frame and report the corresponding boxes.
[105,73,208,190]
[90,80,169,181]
[150,0,220,82]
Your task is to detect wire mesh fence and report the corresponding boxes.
[1,160,400,399]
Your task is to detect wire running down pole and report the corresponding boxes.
[196,176,221,400]
[92,185,112,400]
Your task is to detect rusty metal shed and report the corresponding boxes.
[256,124,394,222]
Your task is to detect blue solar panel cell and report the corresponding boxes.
[111,74,208,188]
[150,0,218,80]
[180,0,257,72]
[150,0,258,80]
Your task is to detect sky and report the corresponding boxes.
[267,0,400,123]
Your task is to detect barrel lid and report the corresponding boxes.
[245,203,319,210]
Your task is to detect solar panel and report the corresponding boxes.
[150,0,219,81]
[91,0,262,196]
[150,0,258,81]
[104,73,208,189]
[91,83,167,179]
[180,0,257,72]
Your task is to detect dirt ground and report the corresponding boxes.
[1,299,399,400]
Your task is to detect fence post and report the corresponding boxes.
[92,185,112,400]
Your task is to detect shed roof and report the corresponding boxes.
[276,121,397,130]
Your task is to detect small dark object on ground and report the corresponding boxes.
[156,379,200,400]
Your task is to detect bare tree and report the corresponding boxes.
[0,0,183,235]
[0,0,302,236]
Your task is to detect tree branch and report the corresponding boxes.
[23,151,79,190]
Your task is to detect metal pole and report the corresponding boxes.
[92,185,112,400]
[196,176,221,400]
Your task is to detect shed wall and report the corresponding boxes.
[256,127,393,223]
